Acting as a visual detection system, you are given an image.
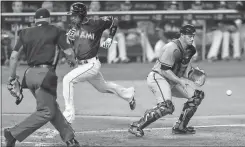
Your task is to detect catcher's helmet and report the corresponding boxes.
[180,24,196,35]
[68,2,87,17]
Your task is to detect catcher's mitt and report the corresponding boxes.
[188,67,206,87]
[7,77,24,105]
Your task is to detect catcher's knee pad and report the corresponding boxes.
[134,100,174,130]
[190,90,205,106]
[175,90,204,129]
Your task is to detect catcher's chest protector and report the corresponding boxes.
[171,39,196,77]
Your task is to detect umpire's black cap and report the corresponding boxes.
[35,8,50,19]
[180,24,196,35]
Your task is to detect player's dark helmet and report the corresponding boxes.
[180,24,196,35]
[68,2,87,17]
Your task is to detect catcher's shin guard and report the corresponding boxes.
[174,90,204,132]
[133,100,175,130]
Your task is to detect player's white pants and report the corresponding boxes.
[140,32,156,62]
[62,57,135,123]
[207,30,241,59]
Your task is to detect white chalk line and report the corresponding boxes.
[1,123,245,146]
[1,124,245,146]
[76,124,245,134]
[2,113,245,120]
[1,114,245,146]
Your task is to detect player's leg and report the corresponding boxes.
[8,87,59,142]
[117,32,129,62]
[50,101,79,146]
[140,32,155,62]
[231,31,241,59]
[221,31,230,60]
[63,62,100,123]
[172,84,205,134]
[207,30,223,60]
[88,71,136,110]
[128,72,174,137]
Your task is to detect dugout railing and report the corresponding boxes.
[1,10,244,62]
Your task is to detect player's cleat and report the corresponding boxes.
[172,126,196,134]
[4,128,16,147]
[128,125,144,137]
[128,87,136,110]
[129,97,136,110]
[66,138,80,147]
[186,126,195,131]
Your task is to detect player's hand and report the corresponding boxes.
[101,38,113,49]
[179,78,192,88]
[66,28,77,41]
[68,59,77,68]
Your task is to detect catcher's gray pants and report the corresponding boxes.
[9,67,74,142]
[147,71,200,103]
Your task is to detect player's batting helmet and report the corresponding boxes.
[68,2,87,17]
[180,24,196,35]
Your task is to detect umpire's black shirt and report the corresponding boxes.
[14,22,69,66]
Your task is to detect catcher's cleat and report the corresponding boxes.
[128,125,144,137]
[172,126,196,134]
[129,97,136,110]
[186,126,195,131]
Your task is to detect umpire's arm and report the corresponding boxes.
[9,35,23,79]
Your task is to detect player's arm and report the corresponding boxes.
[100,16,118,49]
[108,17,118,39]
[9,35,23,79]
[57,29,76,67]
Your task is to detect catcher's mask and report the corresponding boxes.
[68,2,87,26]
[180,24,196,45]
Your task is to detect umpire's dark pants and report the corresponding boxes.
[9,67,75,142]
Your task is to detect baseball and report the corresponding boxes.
[226,90,232,96]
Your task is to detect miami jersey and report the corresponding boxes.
[70,16,114,60]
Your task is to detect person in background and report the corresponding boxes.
[183,0,204,62]
[1,29,14,66]
[89,0,101,12]
[107,0,157,63]
[10,1,26,64]
[41,1,54,12]
[105,1,131,63]
[236,1,245,59]
[12,0,23,13]
[207,1,241,61]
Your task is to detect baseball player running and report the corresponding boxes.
[63,2,136,124]
[128,24,206,137]
[5,8,80,146]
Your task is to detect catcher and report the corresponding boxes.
[128,24,206,137]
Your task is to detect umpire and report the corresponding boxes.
[4,8,80,147]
